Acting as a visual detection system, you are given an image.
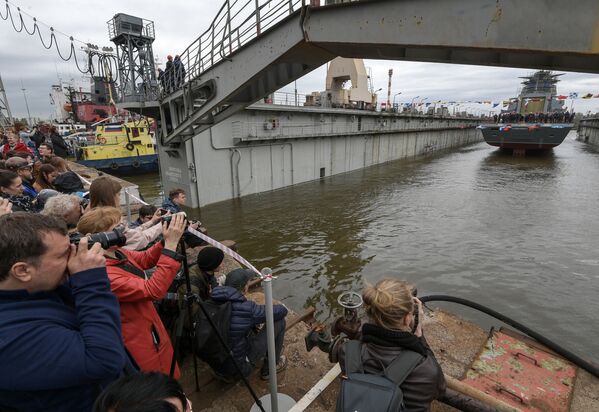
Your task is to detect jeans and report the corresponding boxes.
[247,318,286,370]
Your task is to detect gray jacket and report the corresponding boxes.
[333,326,445,412]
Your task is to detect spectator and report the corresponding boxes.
[5,157,37,199]
[77,208,186,378]
[42,193,84,229]
[165,55,174,92]
[173,55,186,88]
[162,188,186,213]
[130,204,158,228]
[192,246,225,301]
[89,176,164,250]
[53,170,84,194]
[38,142,54,162]
[209,268,288,381]
[93,372,191,412]
[1,126,31,159]
[49,126,69,158]
[33,163,58,192]
[48,155,70,173]
[6,149,34,164]
[331,279,446,412]
[0,170,35,212]
[30,125,45,148]
[0,213,129,411]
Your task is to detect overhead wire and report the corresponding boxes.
[0,0,120,83]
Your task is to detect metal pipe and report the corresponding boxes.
[124,189,132,224]
[262,267,279,412]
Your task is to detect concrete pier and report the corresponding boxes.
[158,105,482,208]
[577,117,599,148]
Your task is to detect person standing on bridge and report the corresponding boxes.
[173,55,186,89]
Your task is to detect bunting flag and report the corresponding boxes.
[569,92,578,99]
[499,125,512,132]
[582,93,593,99]
[493,103,499,108]
[557,95,568,100]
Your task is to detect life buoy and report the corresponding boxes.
[125,143,135,151]
[98,137,107,144]
[110,162,119,170]
[132,160,141,168]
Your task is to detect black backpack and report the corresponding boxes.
[336,340,423,412]
[194,299,232,365]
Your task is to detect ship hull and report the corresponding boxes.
[78,154,159,175]
[479,124,572,150]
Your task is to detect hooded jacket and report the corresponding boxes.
[0,268,127,412]
[161,197,182,214]
[105,242,182,378]
[211,286,288,363]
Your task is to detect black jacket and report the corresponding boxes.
[334,323,446,412]
[50,133,69,158]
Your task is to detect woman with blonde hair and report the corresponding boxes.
[332,278,445,412]
[88,176,164,250]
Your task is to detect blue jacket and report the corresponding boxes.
[0,268,128,412]
[211,286,288,363]
[21,179,38,199]
[161,198,182,214]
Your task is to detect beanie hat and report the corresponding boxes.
[196,247,224,271]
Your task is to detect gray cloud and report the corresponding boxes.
[2,1,599,119]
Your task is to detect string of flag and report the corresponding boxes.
[396,92,599,108]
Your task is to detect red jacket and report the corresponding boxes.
[105,242,181,378]
[2,142,32,158]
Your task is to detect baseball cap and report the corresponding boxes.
[225,268,257,290]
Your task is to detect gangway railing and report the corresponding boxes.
[161,0,306,96]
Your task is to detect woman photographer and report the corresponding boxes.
[77,207,187,378]
[89,176,165,250]
[332,279,445,412]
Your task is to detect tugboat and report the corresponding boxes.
[479,71,573,155]
[75,121,159,175]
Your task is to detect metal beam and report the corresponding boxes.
[305,0,599,73]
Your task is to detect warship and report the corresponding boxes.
[478,71,573,154]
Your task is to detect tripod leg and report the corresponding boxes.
[169,303,186,378]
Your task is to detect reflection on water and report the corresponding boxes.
[134,133,599,359]
[121,173,163,205]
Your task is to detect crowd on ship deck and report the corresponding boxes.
[0,125,446,411]
[494,110,575,124]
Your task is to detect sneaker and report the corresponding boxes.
[260,355,287,380]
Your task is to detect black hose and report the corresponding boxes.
[420,294,599,379]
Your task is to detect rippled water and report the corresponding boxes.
[132,132,599,360]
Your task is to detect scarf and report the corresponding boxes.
[0,192,35,213]
[361,323,428,357]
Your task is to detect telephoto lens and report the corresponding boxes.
[161,212,187,227]
[70,228,127,249]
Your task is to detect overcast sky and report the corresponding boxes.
[2,0,599,120]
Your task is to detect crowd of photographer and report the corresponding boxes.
[0,128,446,411]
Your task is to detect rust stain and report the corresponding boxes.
[485,0,503,37]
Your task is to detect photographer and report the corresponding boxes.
[0,213,128,412]
[77,207,187,378]
[331,279,445,412]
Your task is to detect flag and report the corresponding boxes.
[557,95,568,100]
[493,103,499,108]
[569,92,578,99]
[582,93,593,99]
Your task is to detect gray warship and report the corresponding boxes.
[478,71,573,154]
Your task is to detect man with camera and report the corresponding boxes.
[0,212,129,412]
[77,207,187,378]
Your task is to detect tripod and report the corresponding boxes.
[169,238,266,412]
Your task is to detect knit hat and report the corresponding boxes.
[196,247,224,271]
[225,268,256,290]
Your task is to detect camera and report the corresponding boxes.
[160,211,187,226]
[70,228,127,249]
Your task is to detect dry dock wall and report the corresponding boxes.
[158,104,482,208]
[577,118,599,147]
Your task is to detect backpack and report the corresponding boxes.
[194,299,232,365]
[336,340,423,412]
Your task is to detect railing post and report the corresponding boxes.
[124,189,132,224]
[289,0,293,13]
[255,0,261,35]
[227,0,232,54]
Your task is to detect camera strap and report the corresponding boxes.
[111,252,148,280]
